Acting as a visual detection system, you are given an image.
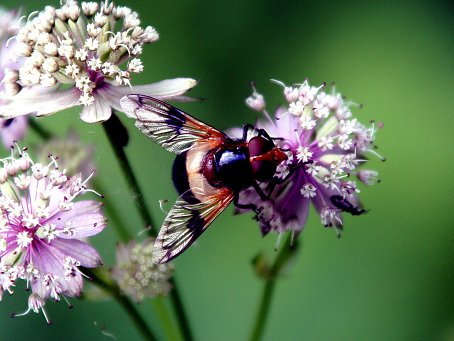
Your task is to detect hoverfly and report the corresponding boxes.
[120,95,287,263]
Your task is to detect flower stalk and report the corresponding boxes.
[102,113,157,236]
[102,113,194,341]
[27,117,53,140]
[150,297,182,341]
[168,278,194,341]
[86,268,158,341]
[249,234,299,341]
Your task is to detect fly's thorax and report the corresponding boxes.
[209,145,253,191]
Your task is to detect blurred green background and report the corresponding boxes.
[0,0,453,340]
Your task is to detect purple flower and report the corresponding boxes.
[0,146,106,323]
[111,238,174,303]
[0,117,27,149]
[239,80,383,237]
[0,1,197,123]
[0,8,28,148]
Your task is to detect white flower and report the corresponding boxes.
[318,136,334,151]
[299,114,316,130]
[112,239,174,303]
[300,184,316,198]
[289,100,305,116]
[245,87,266,112]
[0,8,29,149]
[0,1,197,123]
[296,146,313,163]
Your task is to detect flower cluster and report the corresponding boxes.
[112,238,174,303]
[0,8,28,148]
[240,80,383,237]
[0,0,196,122]
[0,146,106,323]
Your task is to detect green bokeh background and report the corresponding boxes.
[0,0,452,340]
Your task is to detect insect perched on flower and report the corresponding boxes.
[236,79,383,238]
[120,95,288,263]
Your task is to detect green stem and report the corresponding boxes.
[169,278,194,341]
[87,268,157,341]
[151,297,182,341]
[249,234,297,341]
[102,117,158,236]
[28,117,53,140]
[92,179,131,242]
[102,115,194,341]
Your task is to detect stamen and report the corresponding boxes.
[11,308,32,318]
[82,188,104,197]
[262,110,275,125]
[275,110,289,120]
[27,11,39,21]
[294,129,302,145]
[274,232,282,251]
[270,79,285,87]
[290,229,296,247]
[367,148,386,161]
[5,36,16,48]
[42,307,52,325]
[118,43,131,56]
[159,199,169,214]
[137,225,152,236]
[104,30,115,37]
[47,154,59,168]
[62,296,73,309]
[76,170,95,189]
[18,15,26,26]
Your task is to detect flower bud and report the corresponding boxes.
[245,92,265,112]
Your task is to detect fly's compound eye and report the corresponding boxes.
[249,136,276,182]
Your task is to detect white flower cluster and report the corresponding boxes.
[9,0,158,106]
[112,238,174,303]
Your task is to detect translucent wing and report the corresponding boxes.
[152,188,234,264]
[120,94,227,154]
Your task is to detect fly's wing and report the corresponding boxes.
[120,94,227,154]
[152,188,234,264]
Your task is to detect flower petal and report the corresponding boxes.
[0,116,28,149]
[100,78,198,111]
[130,78,198,98]
[0,87,80,118]
[30,240,83,298]
[47,201,107,238]
[80,94,112,122]
[51,238,103,268]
